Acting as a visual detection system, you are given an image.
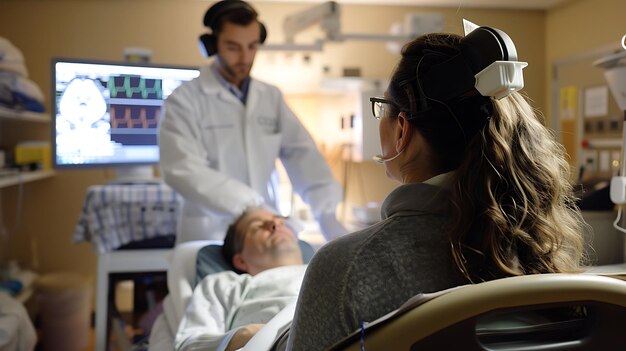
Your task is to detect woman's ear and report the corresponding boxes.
[395,112,413,151]
[232,253,248,273]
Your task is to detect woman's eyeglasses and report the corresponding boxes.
[369,97,400,120]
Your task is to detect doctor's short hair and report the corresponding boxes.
[205,0,259,37]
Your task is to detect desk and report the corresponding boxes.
[74,182,180,351]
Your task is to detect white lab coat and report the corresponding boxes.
[159,65,342,243]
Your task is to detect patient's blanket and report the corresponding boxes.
[175,265,306,351]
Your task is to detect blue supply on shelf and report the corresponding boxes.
[0,279,23,296]
[0,72,45,112]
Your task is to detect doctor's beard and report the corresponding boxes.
[217,55,252,86]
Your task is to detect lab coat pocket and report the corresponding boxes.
[199,122,237,166]
[258,132,282,158]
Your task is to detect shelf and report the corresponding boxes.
[0,107,50,123]
[0,170,55,189]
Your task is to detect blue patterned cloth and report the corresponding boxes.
[73,182,181,253]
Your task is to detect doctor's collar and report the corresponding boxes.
[211,60,251,104]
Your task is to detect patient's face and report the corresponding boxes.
[232,209,303,275]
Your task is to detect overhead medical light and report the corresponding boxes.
[261,1,444,52]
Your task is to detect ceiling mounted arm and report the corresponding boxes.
[282,1,341,43]
[260,1,444,52]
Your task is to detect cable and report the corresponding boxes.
[613,206,626,234]
[360,320,366,351]
[411,54,470,144]
[614,110,626,235]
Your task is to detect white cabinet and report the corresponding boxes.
[313,78,386,162]
[0,106,55,189]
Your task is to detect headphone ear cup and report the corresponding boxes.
[199,33,217,57]
[461,27,518,73]
[259,21,268,44]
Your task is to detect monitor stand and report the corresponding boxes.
[111,165,157,184]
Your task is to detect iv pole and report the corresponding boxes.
[594,49,626,233]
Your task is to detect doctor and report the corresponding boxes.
[159,0,347,244]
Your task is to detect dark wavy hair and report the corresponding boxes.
[386,33,586,282]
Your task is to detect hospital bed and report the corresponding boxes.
[150,235,626,351]
[147,239,315,351]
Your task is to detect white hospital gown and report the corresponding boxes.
[175,265,306,351]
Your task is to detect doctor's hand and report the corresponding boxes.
[226,324,265,351]
[318,212,349,242]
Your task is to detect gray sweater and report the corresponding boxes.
[286,183,469,350]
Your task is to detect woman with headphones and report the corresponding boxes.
[286,27,587,350]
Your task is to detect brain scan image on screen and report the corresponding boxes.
[56,77,115,162]
[58,78,109,130]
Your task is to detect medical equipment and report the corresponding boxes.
[261,1,444,52]
[594,48,626,234]
[51,58,199,181]
[370,20,527,164]
[413,19,527,107]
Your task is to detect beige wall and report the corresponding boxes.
[0,1,546,290]
[546,0,625,63]
[545,0,626,159]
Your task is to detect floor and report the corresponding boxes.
[34,328,95,351]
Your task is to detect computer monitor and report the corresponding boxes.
[51,58,200,179]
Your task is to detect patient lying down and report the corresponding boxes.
[174,208,306,351]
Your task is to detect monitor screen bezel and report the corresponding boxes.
[50,57,199,170]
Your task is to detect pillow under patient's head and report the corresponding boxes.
[195,240,315,287]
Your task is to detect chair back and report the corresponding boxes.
[332,274,626,351]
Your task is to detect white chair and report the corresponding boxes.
[331,273,626,351]
[165,240,222,327]
[148,240,218,351]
